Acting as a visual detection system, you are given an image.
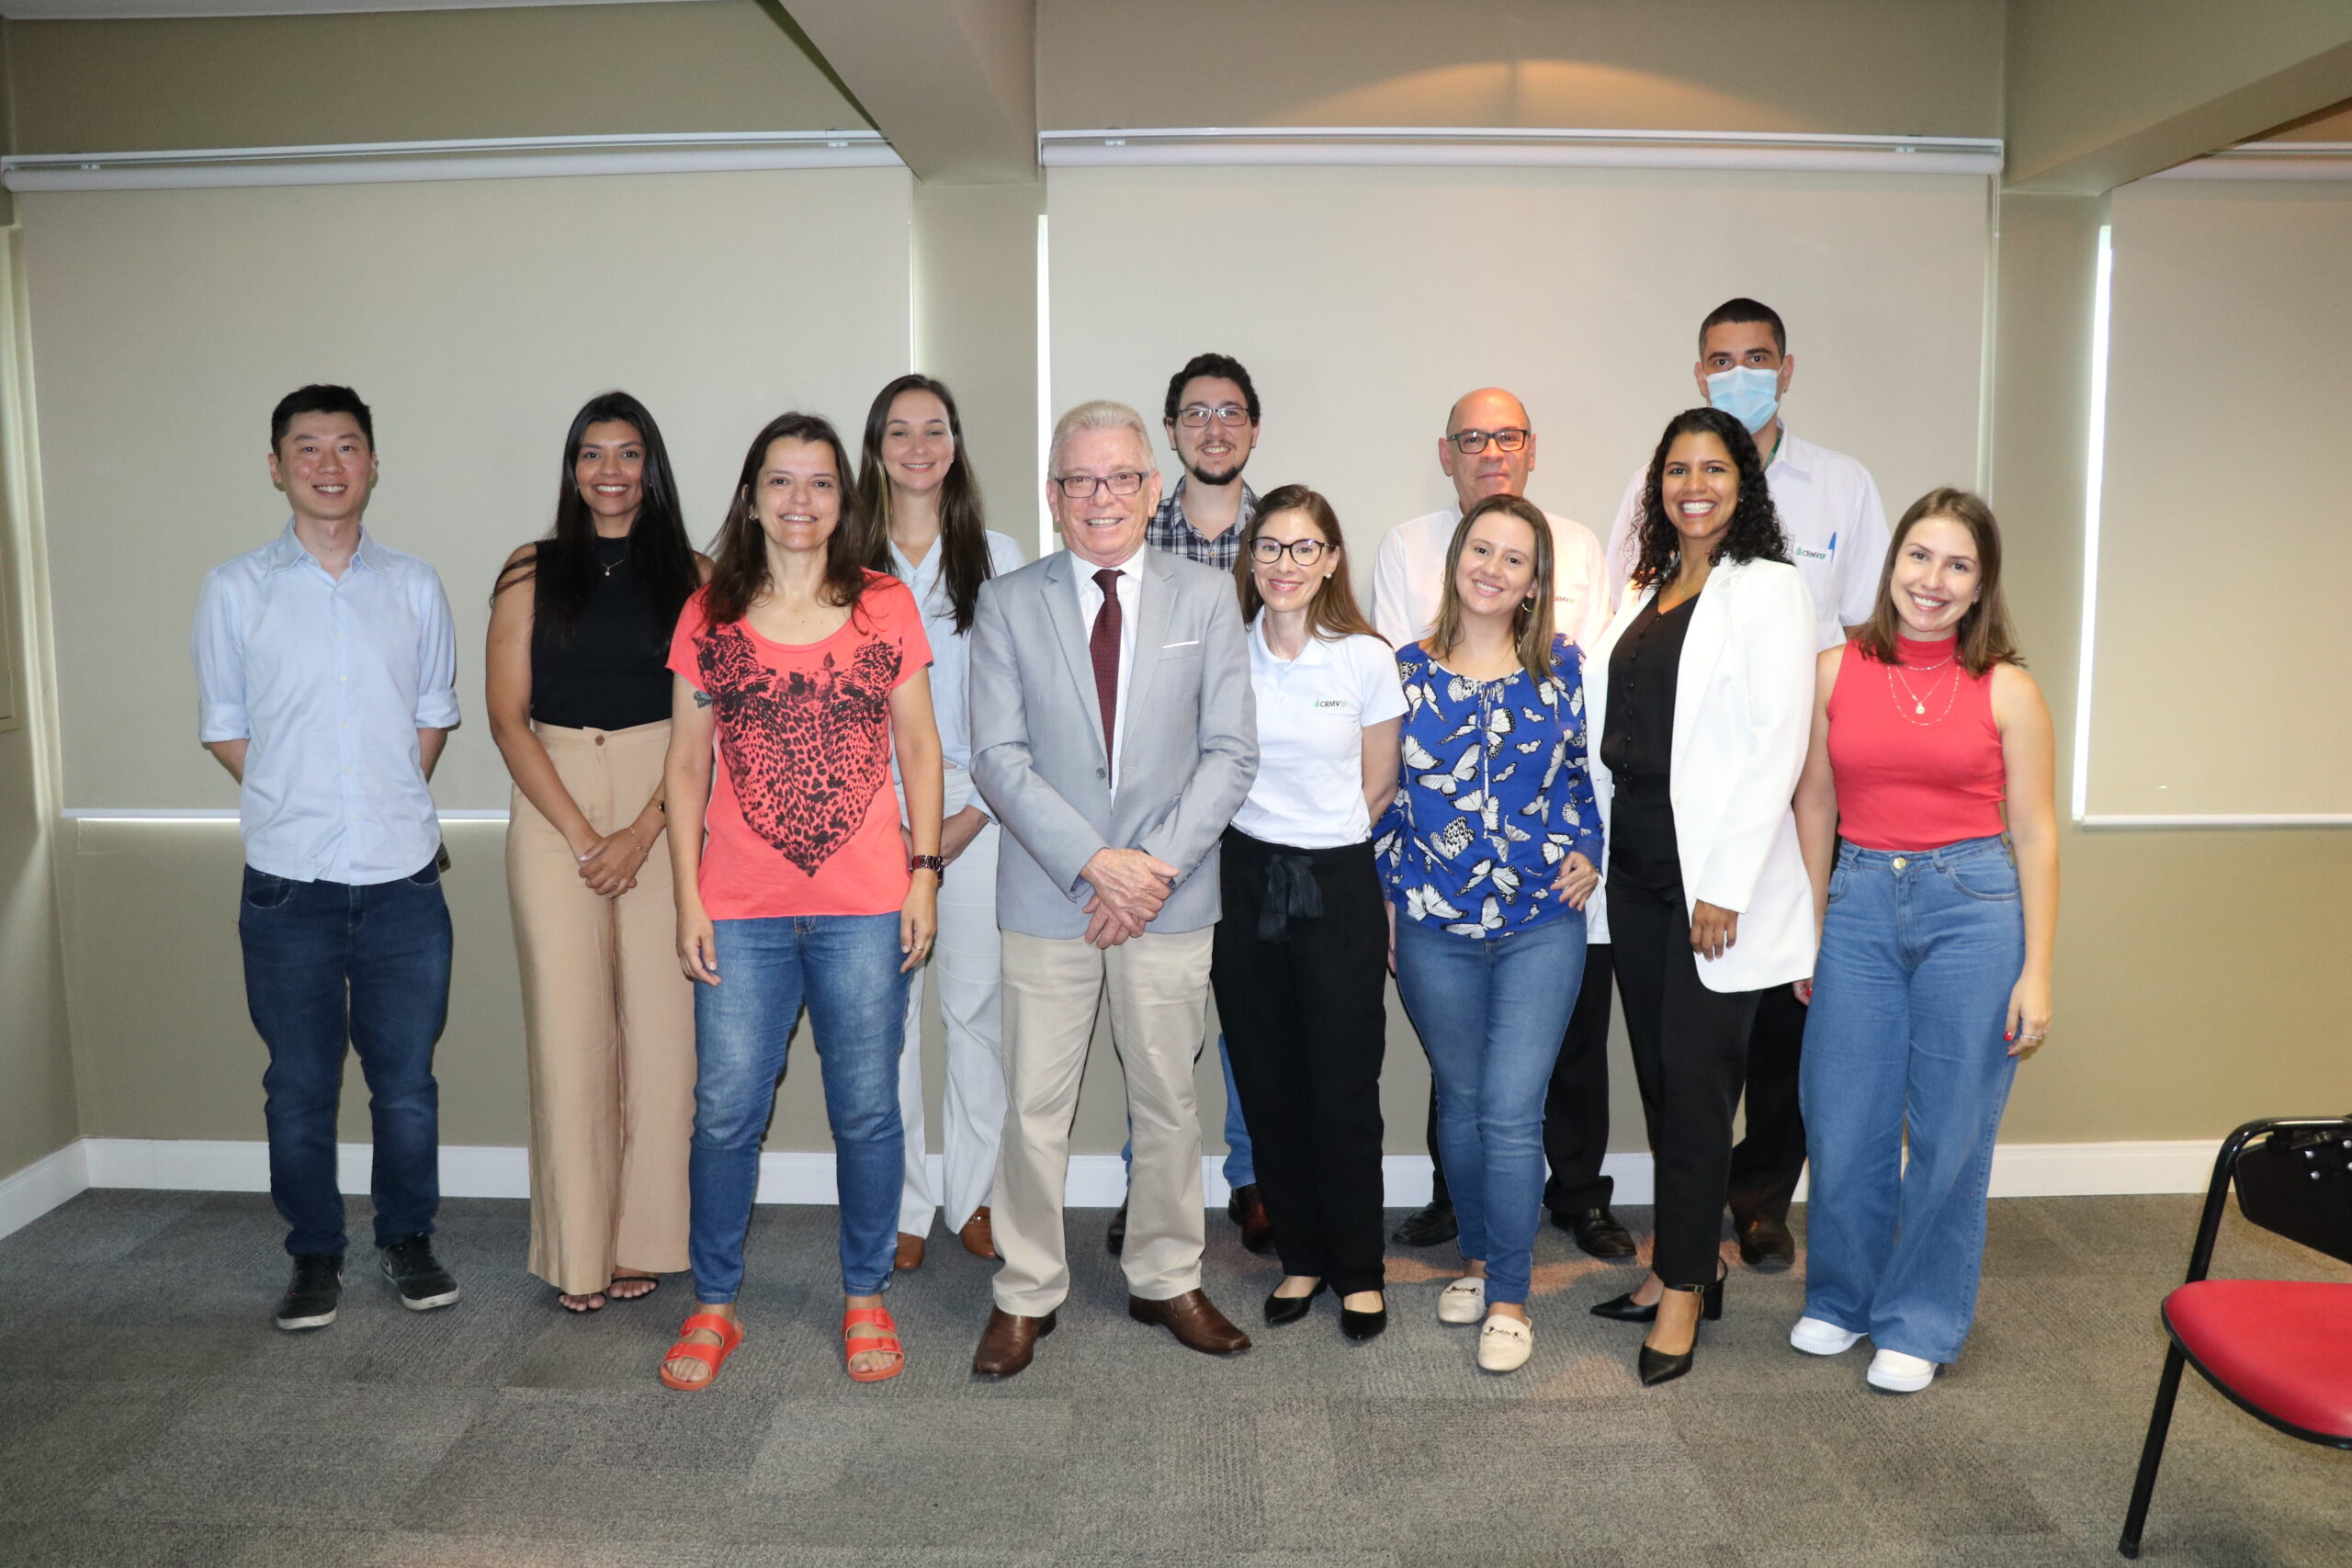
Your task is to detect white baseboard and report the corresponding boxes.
[0,1140,90,1242]
[0,1137,2217,1223]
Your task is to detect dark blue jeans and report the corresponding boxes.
[690,913,910,1303]
[237,860,453,1258]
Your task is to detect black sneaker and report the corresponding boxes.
[275,1254,344,1331]
[1391,1198,1458,1247]
[379,1235,460,1312]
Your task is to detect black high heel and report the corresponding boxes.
[1593,1269,1723,1325]
[1636,1276,1721,1387]
[1264,1280,1327,1325]
[1339,1293,1387,1342]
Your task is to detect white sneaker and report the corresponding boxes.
[1790,1316,1864,1356]
[1866,1348,1938,1393]
[1437,1276,1486,1324]
[1476,1314,1533,1372]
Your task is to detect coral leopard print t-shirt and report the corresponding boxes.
[667,572,932,919]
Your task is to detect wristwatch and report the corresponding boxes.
[910,854,946,880]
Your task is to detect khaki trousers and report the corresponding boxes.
[508,720,695,1294]
[992,926,1212,1315]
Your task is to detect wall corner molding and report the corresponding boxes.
[0,1141,90,1243]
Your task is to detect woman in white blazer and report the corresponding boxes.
[1581,406,1817,1386]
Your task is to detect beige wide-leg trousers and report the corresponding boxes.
[508,720,695,1295]
[991,926,1213,1316]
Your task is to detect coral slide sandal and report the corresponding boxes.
[658,1311,744,1392]
[842,1304,905,1383]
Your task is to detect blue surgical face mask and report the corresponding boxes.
[1705,366,1781,434]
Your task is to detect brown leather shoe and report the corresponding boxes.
[958,1206,997,1259]
[1126,1289,1251,1355]
[1227,1183,1276,1256]
[895,1231,926,1270]
[971,1306,1056,1377]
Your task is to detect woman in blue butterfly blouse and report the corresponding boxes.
[1376,493,1603,1376]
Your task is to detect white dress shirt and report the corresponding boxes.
[1071,544,1145,784]
[1604,428,1890,653]
[192,522,459,885]
[1233,621,1408,849]
[1369,504,1611,656]
[890,528,1028,772]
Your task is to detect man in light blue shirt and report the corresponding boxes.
[192,384,463,1332]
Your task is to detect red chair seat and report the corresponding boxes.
[2164,1280,2352,1440]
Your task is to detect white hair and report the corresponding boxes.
[1048,400,1154,473]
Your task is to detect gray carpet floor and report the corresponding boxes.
[3,1190,2346,1566]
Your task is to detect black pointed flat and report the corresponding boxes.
[1264,1280,1327,1325]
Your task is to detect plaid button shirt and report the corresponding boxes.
[1146,477,1257,572]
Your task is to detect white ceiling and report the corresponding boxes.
[0,0,702,17]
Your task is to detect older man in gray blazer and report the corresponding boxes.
[967,399,1258,1377]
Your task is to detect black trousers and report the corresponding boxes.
[1426,944,1615,1213]
[1211,829,1388,1297]
[1610,877,1761,1290]
[1726,984,1808,1224]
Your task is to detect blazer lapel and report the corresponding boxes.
[1115,550,1175,777]
[1672,557,1741,768]
[1043,551,1110,762]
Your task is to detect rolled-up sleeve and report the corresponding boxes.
[410,567,461,729]
[191,569,251,743]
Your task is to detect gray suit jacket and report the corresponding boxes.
[969,547,1257,940]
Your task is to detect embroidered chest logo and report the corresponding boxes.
[696,622,901,874]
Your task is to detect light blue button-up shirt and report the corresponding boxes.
[192,523,460,885]
[889,528,1027,772]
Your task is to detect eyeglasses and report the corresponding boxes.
[1448,427,1531,455]
[1175,403,1253,429]
[1050,470,1148,499]
[1250,536,1332,567]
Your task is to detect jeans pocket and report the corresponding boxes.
[243,870,296,910]
[405,859,443,887]
[1946,861,2019,902]
[1826,863,1852,905]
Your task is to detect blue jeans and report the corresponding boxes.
[1120,1034,1254,1190]
[1394,912,1586,1305]
[237,861,452,1258]
[690,913,908,1302]
[1800,835,2025,1363]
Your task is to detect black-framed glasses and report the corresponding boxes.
[1448,426,1531,455]
[1050,470,1148,499]
[1175,403,1253,429]
[1250,536,1332,567]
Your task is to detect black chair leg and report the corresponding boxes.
[2120,1344,2189,1559]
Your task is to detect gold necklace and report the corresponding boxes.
[1886,659,1958,725]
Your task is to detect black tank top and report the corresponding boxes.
[529,536,676,730]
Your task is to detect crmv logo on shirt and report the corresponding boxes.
[1313,699,1351,709]
[1793,545,1831,560]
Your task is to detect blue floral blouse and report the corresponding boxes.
[1375,635,1604,939]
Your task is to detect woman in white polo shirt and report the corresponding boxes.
[1209,485,1406,1343]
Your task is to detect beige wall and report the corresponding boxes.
[0,2,864,154]
[1037,0,2004,138]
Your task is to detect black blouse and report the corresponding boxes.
[1602,590,1701,895]
[529,536,676,731]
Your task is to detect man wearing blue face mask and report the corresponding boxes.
[1602,296,1891,1272]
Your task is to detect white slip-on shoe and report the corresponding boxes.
[1476,1314,1533,1372]
[1866,1348,1938,1393]
[1437,1276,1486,1325]
[1790,1316,1864,1356]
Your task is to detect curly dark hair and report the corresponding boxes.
[1628,406,1790,591]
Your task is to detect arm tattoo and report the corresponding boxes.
[692,688,713,708]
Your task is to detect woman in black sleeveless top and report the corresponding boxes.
[488,392,708,1312]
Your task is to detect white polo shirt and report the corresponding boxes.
[1369,504,1611,656]
[1603,427,1890,652]
[1232,620,1408,850]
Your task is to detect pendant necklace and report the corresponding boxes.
[1887,654,1958,726]
[593,536,630,576]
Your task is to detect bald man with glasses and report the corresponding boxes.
[1369,388,1629,1262]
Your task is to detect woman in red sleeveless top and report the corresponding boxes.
[1788,488,2058,1394]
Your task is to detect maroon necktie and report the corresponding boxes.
[1090,567,1122,778]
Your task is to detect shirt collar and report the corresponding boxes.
[1766,427,1815,479]
[1075,544,1148,581]
[1250,613,1335,668]
[263,520,390,577]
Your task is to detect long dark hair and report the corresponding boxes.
[493,391,696,640]
[1234,485,1383,643]
[854,374,995,634]
[1629,406,1790,591]
[703,412,871,626]
[1431,494,1558,683]
[1853,487,2021,678]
